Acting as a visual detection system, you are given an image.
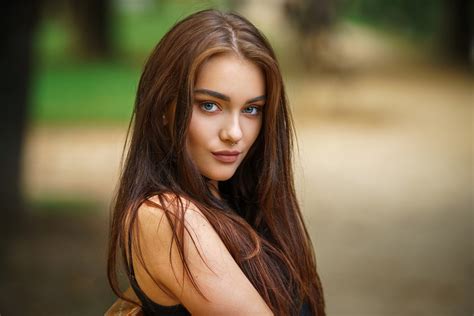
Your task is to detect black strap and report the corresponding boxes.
[127,230,190,315]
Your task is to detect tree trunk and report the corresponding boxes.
[1,0,40,266]
[69,0,113,59]
[441,0,472,66]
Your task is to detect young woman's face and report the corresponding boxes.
[187,52,266,183]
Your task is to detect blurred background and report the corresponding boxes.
[1,0,472,315]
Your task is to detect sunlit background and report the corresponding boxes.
[1,0,472,315]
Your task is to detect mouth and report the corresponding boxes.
[212,150,241,163]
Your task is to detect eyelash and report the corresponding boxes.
[199,102,262,116]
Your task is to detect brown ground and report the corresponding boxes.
[1,24,472,316]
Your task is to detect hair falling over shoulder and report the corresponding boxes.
[107,9,325,316]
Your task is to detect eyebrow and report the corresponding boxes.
[194,88,266,104]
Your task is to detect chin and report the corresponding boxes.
[204,170,236,182]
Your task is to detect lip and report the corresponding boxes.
[212,150,241,163]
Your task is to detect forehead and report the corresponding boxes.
[194,53,265,100]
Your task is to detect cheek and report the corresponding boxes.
[244,118,262,144]
[187,113,212,149]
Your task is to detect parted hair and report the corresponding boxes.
[107,9,325,316]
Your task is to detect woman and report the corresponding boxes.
[106,9,325,316]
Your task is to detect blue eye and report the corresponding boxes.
[200,102,219,112]
[242,106,261,115]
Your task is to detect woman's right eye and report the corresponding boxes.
[200,102,219,112]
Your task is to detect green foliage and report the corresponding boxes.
[339,0,443,39]
[31,63,139,123]
[115,0,228,61]
[27,196,101,216]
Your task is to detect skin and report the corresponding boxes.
[187,52,266,195]
[125,53,273,315]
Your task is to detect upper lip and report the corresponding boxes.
[212,150,241,155]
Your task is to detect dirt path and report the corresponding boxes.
[289,67,472,315]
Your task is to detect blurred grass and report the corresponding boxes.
[32,63,139,123]
[27,196,101,216]
[32,0,226,123]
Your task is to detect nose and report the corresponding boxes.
[219,113,243,145]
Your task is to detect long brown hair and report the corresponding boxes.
[107,9,325,316]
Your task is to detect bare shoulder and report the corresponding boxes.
[133,193,207,267]
[140,193,206,224]
[135,194,210,249]
[135,193,232,275]
[132,193,273,315]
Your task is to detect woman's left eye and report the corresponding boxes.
[200,102,219,112]
[242,106,261,115]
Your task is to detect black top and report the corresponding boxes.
[130,266,312,316]
[129,262,190,316]
[130,283,189,315]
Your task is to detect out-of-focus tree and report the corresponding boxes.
[1,0,41,267]
[40,0,114,60]
[340,0,473,67]
[0,0,115,270]
[285,0,335,32]
[68,0,114,59]
[441,0,472,66]
[284,0,339,70]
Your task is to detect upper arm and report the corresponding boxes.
[131,195,273,316]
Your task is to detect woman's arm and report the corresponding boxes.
[131,195,273,316]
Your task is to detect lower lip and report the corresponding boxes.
[212,153,240,163]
